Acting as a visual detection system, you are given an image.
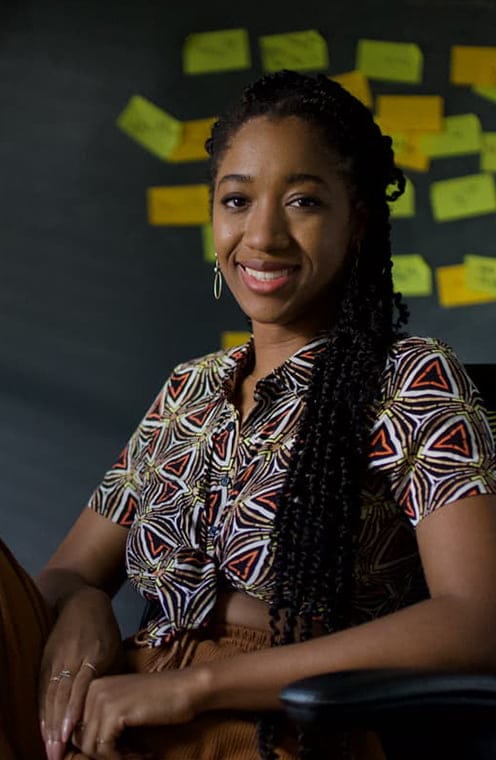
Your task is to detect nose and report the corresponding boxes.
[243,199,291,253]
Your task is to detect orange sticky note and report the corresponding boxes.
[436,264,496,308]
[168,117,217,162]
[376,95,443,133]
[147,185,210,225]
[331,70,373,108]
[451,45,496,86]
[221,331,251,349]
[390,132,430,172]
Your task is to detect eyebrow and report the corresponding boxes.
[217,172,326,187]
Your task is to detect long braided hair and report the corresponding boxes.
[206,70,409,758]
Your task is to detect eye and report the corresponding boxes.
[288,195,323,209]
[221,194,249,210]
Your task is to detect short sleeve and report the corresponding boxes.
[369,337,496,526]
[87,382,170,527]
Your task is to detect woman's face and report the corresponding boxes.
[212,115,357,334]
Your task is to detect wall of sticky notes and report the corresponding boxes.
[1,0,496,635]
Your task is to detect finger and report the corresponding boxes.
[49,669,77,743]
[61,667,96,743]
[79,684,120,760]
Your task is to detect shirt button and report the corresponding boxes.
[226,421,235,431]
[221,475,230,486]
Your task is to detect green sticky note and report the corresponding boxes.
[116,96,182,160]
[356,39,423,83]
[481,133,496,172]
[473,85,496,104]
[392,255,432,296]
[202,224,215,263]
[183,29,251,74]
[389,177,415,218]
[430,173,496,222]
[420,114,481,158]
[259,30,329,72]
[465,254,496,295]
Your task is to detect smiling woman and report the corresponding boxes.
[1,70,496,760]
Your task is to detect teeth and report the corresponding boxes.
[244,266,292,281]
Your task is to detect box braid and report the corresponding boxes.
[206,70,408,759]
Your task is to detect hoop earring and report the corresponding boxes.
[213,253,223,300]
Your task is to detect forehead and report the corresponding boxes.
[218,115,342,174]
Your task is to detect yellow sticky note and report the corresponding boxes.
[436,264,496,307]
[430,173,496,223]
[147,185,210,226]
[420,114,482,159]
[473,85,496,104]
[116,95,182,160]
[330,71,373,108]
[465,254,496,295]
[389,177,415,218]
[202,224,215,263]
[356,39,423,83]
[451,45,496,86]
[168,117,217,162]
[222,331,251,350]
[183,29,251,74]
[259,30,329,72]
[481,133,496,173]
[390,132,430,172]
[376,95,443,133]
[391,255,432,296]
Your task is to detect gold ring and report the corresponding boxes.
[83,661,98,675]
[96,738,112,744]
[49,675,60,682]
[58,669,73,679]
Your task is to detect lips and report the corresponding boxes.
[237,261,299,294]
[243,265,295,282]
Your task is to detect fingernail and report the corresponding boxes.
[45,740,53,760]
[61,717,71,743]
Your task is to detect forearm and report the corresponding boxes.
[198,595,496,713]
[36,567,111,613]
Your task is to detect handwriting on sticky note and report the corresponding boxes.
[436,264,496,308]
[147,185,210,226]
[376,95,443,133]
[168,117,217,162]
[259,30,329,72]
[202,224,215,264]
[391,255,432,296]
[430,173,496,222]
[390,132,430,172]
[116,96,182,160]
[481,133,496,173]
[389,178,415,218]
[473,85,496,104]
[420,114,482,158]
[465,255,496,296]
[183,29,251,74]
[331,70,372,108]
[356,39,423,83]
[221,331,251,350]
[451,45,496,86]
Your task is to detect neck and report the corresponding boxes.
[250,322,326,381]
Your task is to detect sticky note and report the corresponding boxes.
[222,331,251,350]
[116,96,182,160]
[259,30,329,72]
[356,39,423,83]
[330,71,373,108]
[481,133,496,173]
[473,85,496,104]
[202,224,216,263]
[390,132,430,172]
[451,45,496,86]
[420,114,482,159]
[147,185,210,226]
[465,254,496,295]
[430,173,496,223]
[183,29,251,74]
[376,95,443,133]
[389,177,415,218]
[436,264,496,308]
[391,255,432,296]
[168,117,217,162]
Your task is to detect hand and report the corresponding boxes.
[39,586,123,760]
[71,668,209,759]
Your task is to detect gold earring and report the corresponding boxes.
[213,253,223,300]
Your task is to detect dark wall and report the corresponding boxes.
[1,0,495,632]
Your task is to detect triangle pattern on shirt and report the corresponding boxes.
[227,549,261,581]
[431,420,474,457]
[145,529,166,558]
[405,357,454,393]
[169,371,193,401]
[165,452,193,478]
[370,425,397,459]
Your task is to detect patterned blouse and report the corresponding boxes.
[88,335,496,647]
